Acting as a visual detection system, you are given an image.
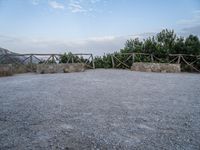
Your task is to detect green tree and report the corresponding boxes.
[123,38,143,53]
[59,29,200,72]
[173,37,185,54]
[143,37,157,54]
[155,29,176,56]
[60,52,73,63]
[185,35,200,55]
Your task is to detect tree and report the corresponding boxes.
[173,37,185,54]
[155,29,176,56]
[60,52,73,63]
[123,38,143,53]
[143,37,157,54]
[185,35,200,55]
[59,29,200,72]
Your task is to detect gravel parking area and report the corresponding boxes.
[0,69,200,150]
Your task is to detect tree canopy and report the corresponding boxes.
[122,29,200,55]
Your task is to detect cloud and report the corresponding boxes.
[177,10,200,36]
[0,33,157,56]
[177,10,200,27]
[0,35,126,55]
[182,25,200,36]
[30,0,108,14]
[88,36,116,42]
[67,0,103,14]
[49,1,65,9]
[68,3,86,13]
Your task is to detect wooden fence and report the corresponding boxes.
[111,53,200,72]
[1,52,199,72]
[0,53,95,72]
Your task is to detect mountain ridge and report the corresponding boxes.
[0,47,16,55]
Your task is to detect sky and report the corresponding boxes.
[0,0,200,55]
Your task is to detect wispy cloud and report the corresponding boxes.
[177,10,200,36]
[30,0,108,14]
[177,10,200,27]
[67,0,103,14]
[49,1,65,9]
[68,3,86,13]
[182,25,200,36]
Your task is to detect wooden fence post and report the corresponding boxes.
[52,55,54,63]
[132,53,135,64]
[30,54,33,72]
[111,55,115,68]
[151,54,154,62]
[91,54,95,69]
[177,55,181,64]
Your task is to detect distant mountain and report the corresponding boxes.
[0,47,26,64]
[0,47,16,55]
[0,47,40,64]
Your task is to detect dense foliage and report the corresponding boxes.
[60,52,88,63]
[122,29,200,55]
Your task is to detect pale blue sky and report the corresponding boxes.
[0,0,200,55]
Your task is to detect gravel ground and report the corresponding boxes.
[0,69,200,150]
